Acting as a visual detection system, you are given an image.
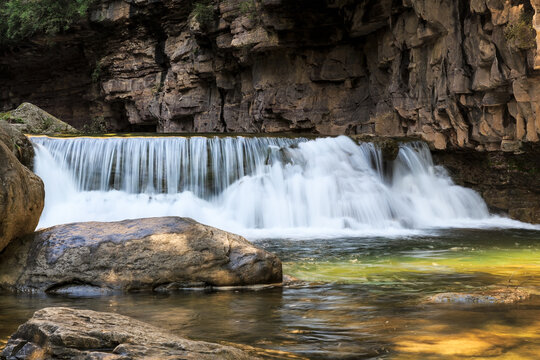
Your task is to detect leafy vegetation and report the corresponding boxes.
[91,61,102,83]
[239,0,260,22]
[0,0,96,44]
[81,116,108,133]
[0,112,24,124]
[504,10,536,50]
[239,0,256,17]
[191,0,214,28]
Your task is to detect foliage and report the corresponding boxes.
[0,0,96,44]
[91,61,102,83]
[239,0,260,22]
[81,116,108,134]
[239,0,256,17]
[504,10,536,50]
[41,116,54,130]
[0,112,24,124]
[191,0,214,28]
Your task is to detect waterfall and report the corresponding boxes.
[31,135,527,239]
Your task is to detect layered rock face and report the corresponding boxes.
[0,217,282,293]
[0,124,44,252]
[0,0,539,152]
[0,307,256,359]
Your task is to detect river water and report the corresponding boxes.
[0,135,538,359]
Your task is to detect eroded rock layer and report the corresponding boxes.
[1,0,540,152]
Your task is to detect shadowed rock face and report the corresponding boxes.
[433,143,540,223]
[0,307,257,359]
[1,0,540,152]
[0,217,282,294]
[0,124,44,252]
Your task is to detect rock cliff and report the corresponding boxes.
[1,0,540,152]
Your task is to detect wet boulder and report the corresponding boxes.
[0,307,256,359]
[0,217,282,293]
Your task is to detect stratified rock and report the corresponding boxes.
[426,288,530,305]
[0,103,78,135]
[0,307,256,359]
[0,217,282,293]
[1,0,540,149]
[0,140,44,252]
[0,120,35,168]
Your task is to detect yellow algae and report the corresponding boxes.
[284,248,540,285]
[393,319,540,359]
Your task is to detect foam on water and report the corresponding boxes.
[31,135,538,239]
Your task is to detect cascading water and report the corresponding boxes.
[31,135,529,238]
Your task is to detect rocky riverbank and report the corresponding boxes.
[0,307,257,359]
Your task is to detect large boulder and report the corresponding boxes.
[0,139,44,253]
[0,103,78,135]
[0,217,282,293]
[0,307,256,359]
[0,121,35,168]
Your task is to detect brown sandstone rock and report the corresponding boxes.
[1,1,540,151]
[0,139,44,253]
[0,307,256,359]
[0,217,282,294]
[0,121,35,168]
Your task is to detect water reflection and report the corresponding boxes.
[0,229,539,359]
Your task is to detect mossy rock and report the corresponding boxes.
[0,103,78,135]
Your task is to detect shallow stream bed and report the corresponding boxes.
[1,228,539,359]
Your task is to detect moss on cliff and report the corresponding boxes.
[504,10,536,49]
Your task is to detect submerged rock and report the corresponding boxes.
[426,288,530,305]
[0,103,78,135]
[0,217,282,293]
[0,138,44,252]
[0,307,256,359]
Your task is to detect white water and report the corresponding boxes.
[31,135,535,239]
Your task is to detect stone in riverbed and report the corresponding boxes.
[426,288,530,305]
[0,307,256,359]
[0,217,282,293]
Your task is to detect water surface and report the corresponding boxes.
[1,228,539,359]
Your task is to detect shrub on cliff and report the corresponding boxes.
[191,0,214,28]
[504,10,536,50]
[0,0,95,44]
